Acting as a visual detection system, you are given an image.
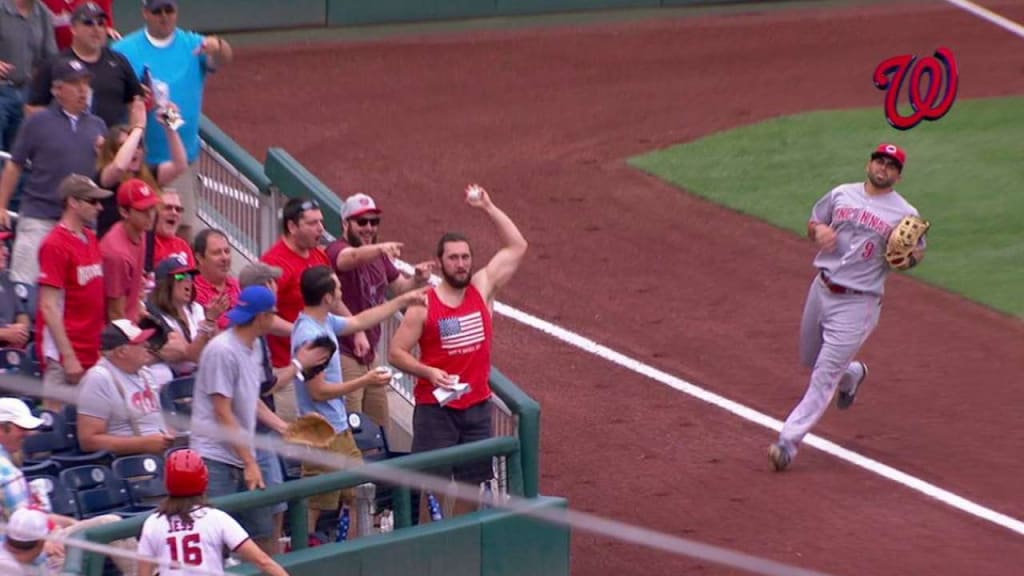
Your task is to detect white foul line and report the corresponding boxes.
[942,0,1024,39]
[490,300,1024,537]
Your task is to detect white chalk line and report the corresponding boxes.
[942,0,1024,40]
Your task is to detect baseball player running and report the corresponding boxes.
[137,449,289,576]
[769,143,927,472]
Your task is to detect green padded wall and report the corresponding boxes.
[112,1,327,35]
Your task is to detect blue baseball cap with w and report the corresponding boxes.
[226,285,277,326]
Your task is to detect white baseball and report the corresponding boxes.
[466,185,482,201]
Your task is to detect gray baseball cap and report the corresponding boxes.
[238,262,283,288]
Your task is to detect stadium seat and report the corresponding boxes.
[23,342,42,378]
[59,465,154,519]
[23,411,113,471]
[12,281,37,322]
[24,474,79,519]
[160,376,195,421]
[112,455,168,507]
[21,459,60,478]
[347,411,391,462]
[0,347,29,375]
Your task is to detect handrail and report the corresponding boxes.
[198,115,273,192]
[263,146,346,239]
[63,436,520,576]
[490,367,541,497]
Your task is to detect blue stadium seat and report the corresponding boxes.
[24,474,79,519]
[160,376,195,421]
[348,411,392,463]
[59,465,154,519]
[21,459,60,478]
[23,410,113,472]
[0,347,29,375]
[11,281,37,322]
[112,455,167,507]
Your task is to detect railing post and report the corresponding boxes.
[260,184,280,256]
[286,497,309,551]
[393,486,412,529]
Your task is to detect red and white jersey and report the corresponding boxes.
[137,507,250,576]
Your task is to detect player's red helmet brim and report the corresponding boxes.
[165,449,209,497]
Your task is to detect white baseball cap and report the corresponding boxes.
[341,193,381,220]
[0,398,44,430]
[7,507,49,543]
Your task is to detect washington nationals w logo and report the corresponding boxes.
[873,47,959,131]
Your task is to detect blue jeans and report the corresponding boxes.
[203,458,276,539]
[0,85,26,153]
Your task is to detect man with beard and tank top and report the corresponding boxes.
[326,193,433,432]
[389,184,527,521]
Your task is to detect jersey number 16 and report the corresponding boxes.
[167,534,203,566]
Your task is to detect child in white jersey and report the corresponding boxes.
[137,449,288,576]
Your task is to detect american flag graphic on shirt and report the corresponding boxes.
[438,311,486,351]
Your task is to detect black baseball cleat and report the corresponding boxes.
[836,362,868,410]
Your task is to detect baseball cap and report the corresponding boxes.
[225,285,276,326]
[100,319,157,351]
[872,143,907,169]
[51,57,93,83]
[59,174,112,201]
[143,0,177,11]
[155,255,198,281]
[117,179,160,211]
[0,230,12,241]
[238,262,283,288]
[341,193,382,220]
[6,508,49,546]
[0,397,44,430]
[72,2,109,22]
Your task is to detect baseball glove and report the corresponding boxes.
[300,334,337,381]
[283,413,336,448]
[885,215,930,270]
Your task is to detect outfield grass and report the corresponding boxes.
[628,96,1024,317]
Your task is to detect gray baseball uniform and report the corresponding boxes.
[777,182,924,456]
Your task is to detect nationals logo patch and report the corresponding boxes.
[873,46,959,131]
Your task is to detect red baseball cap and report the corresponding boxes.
[872,143,907,169]
[117,179,159,211]
[0,230,13,241]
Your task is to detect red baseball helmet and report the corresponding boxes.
[165,449,209,497]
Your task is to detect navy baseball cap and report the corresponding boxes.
[225,285,277,326]
[72,2,109,22]
[52,57,93,83]
[143,0,177,11]
[155,255,197,281]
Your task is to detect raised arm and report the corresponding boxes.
[340,287,427,334]
[466,186,527,303]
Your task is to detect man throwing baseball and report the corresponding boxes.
[769,144,928,472]
[389,184,527,520]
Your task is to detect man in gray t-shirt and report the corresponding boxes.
[77,319,175,455]
[189,285,279,546]
[769,143,928,472]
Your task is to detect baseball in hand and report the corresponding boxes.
[466,184,483,201]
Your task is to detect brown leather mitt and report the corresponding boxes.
[283,413,336,449]
[885,215,930,270]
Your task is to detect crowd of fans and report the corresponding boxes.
[0,1,529,574]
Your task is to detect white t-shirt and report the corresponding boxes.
[138,506,250,576]
[78,359,174,437]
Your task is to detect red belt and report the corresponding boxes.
[819,271,863,295]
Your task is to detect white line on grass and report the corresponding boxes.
[491,300,1024,537]
[942,0,1024,39]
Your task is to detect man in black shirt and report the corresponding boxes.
[25,2,141,128]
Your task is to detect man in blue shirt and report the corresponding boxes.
[290,265,426,535]
[112,0,232,241]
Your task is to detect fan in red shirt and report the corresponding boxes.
[100,179,158,322]
[389,184,527,521]
[192,228,237,331]
[152,190,195,266]
[37,174,113,410]
[42,0,116,50]
[261,197,355,368]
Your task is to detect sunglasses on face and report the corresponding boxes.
[77,197,102,206]
[163,205,184,213]
[172,273,193,282]
[150,7,176,16]
[353,217,380,227]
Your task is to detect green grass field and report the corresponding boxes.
[628,96,1024,318]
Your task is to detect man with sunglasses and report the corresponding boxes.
[0,56,106,284]
[40,0,115,51]
[327,193,433,432]
[768,144,928,472]
[113,0,233,242]
[27,2,141,128]
[36,174,111,410]
[152,190,195,266]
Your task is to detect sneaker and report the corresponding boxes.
[768,443,791,472]
[836,362,868,410]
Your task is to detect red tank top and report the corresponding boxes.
[414,284,493,409]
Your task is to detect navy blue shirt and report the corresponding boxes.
[11,103,107,221]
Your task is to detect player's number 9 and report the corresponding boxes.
[166,533,204,565]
